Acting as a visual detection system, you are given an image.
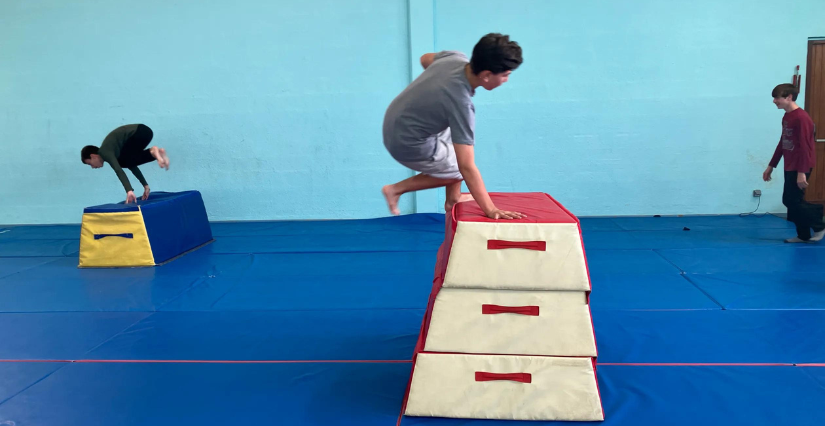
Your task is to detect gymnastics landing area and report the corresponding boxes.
[0,191,824,425]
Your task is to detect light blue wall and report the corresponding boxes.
[431,0,823,216]
[1,0,823,224]
[0,0,413,223]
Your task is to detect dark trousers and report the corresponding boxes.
[783,170,825,240]
[118,124,155,168]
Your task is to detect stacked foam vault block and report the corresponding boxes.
[401,192,604,421]
[79,191,214,268]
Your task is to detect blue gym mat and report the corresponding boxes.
[0,362,412,426]
[593,310,825,364]
[85,310,422,361]
[657,245,825,274]
[0,257,209,312]
[400,366,825,426]
[0,224,80,240]
[0,239,79,257]
[206,230,443,254]
[687,273,825,310]
[209,213,445,236]
[0,213,823,425]
[584,249,680,275]
[162,251,437,311]
[0,257,60,279]
[0,313,149,360]
[589,274,721,310]
[0,362,66,405]
[610,214,793,231]
[583,228,795,250]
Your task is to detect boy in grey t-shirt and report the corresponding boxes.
[381,33,525,219]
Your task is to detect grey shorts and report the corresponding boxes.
[396,128,463,181]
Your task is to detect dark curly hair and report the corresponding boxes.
[470,33,523,75]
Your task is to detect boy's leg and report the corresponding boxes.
[783,171,812,241]
[382,174,461,215]
[120,125,169,169]
[444,183,474,212]
[383,129,463,215]
[445,181,462,212]
[796,171,825,240]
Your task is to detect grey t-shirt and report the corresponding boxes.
[383,51,475,162]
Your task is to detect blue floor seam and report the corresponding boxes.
[0,362,69,407]
[78,314,156,359]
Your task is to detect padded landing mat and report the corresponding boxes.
[593,310,825,364]
[0,256,216,312]
[0,257,60,279]
[400,366,825,425]
[0,224,80,240]
[589,274,719,310]
[209,213,444,236]
[85,310,423,361]
[583,228,796,250]
[161,252,436,311]
[0,362,65,405]
[162,251,436,311]
[0,362,412,426]
[657,246,825,274]
[0,313,150,360]
[687,273,825,310]
[206,231,442,254]
[0,239,79,257]
[584,249,681,275]
[611,214,793,231]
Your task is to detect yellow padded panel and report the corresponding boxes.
[78,211,155,268]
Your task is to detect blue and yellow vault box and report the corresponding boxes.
[79,191,214,268]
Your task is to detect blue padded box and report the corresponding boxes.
[79,191,214,268]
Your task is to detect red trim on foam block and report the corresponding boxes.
[487,240,547,251]
[475,372,532,383]
[454,193,577,224]
[482,304,539,316]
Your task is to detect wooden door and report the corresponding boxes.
[805,40,825,204]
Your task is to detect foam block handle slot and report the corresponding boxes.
[475,372,532,383]
[481,304,540,316]
[486,240,547,251]
[94,233,134,240]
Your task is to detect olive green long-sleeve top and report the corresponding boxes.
[98,124,148,193]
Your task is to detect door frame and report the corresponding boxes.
[805,39,825,114]
[804,39,825,204]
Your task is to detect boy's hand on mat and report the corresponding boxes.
[762,167,773,182]
[126,191,137,204]
[487,209,527,220]
[142,186,151,201]
[797,173,809,190]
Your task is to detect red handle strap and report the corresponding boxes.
[475,372,532,383]
[482,304,539,316]
[487,240,546,251]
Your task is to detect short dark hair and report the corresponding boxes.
[772,83,799,101]
[81,145,99,163]
[470,33,523,75]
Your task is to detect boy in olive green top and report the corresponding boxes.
[81,124,170,204]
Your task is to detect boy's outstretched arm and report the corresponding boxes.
[101,152,137,203]
[129,166,151,200]
[454,144,525,220]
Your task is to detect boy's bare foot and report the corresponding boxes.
[150,147,166,169]
[458,193,474,203]
[149,147,170,169]
[382,185,400,215]
[159,148,169,170]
